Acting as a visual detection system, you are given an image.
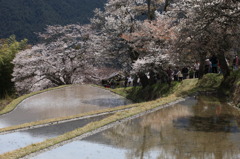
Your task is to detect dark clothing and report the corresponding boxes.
[210,55,218,65]
[189,71,194,79]
[210,55,218,73]
[173,69,179,81]
[182,67,189,79]
[124,77,128,87]
[204,65,210,74]
[166,69,173,85]
[233,56,239,70]
[133,76,138,86]
[212,66,218,73]
[195,70,199,78]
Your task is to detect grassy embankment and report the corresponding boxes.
[220,70,240,107]
[1,72,239,159]
[0,95,15,113]
[112,73,223,102]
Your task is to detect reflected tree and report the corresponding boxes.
[97,101,240,159]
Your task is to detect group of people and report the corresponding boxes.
[170,54,239,82]
[204,55,219,74]
[167,54,239,82]
[205,54,239,74]
[169,64,200,82]
[124,76,133,87]
[124,75,141,87]
[102,54,239,88]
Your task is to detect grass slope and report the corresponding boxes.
[111,76,221,103]
[111,81,180,102]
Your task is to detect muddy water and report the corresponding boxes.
[33,96,240,159]
[0,85,130,128]
[0,115,110,154]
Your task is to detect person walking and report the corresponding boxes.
[210,55,218,73]
[204,59,212,74]
[173,67,179,81]
[176,70,183,81]
[194,62,200,78]
[233,55,239,70]
[189,67,194,79]
[182,66,189,79]
[128,76,133,86]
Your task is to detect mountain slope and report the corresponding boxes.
[0,0,107,43]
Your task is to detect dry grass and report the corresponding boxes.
[0,96,14,112]
[173,79,198,96]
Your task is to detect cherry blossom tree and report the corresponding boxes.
[14,0,239,93]
[90,0,178,84]
[122,12,178,86]
[12,24,96,94]
[90,0,147,72]
[175,0,240,78]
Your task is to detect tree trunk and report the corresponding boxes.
[149,70,156,85]
[138,72,149,88]
[147,0,154,20]
[163,0,169,12]
[217,52,230,78]
[198,52,207,79]
[129,48,139,61]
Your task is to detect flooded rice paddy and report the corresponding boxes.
[33,96,240,159]
[0,115,111,154]
[0,85,130,128]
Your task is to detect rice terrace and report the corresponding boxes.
[0,0,240,159]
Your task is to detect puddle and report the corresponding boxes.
[0,115,110,154]
[0,85,130,128]
[32,96,240,159]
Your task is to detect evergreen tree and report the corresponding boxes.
[0,35,28,97]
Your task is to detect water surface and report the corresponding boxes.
[33,96,240,159]
[0,85,130,128]
[0,115,110,154]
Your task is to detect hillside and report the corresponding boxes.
[0,0,107,43]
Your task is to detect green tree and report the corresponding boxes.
[0,35,28,97]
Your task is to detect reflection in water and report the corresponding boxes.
[173,96,240,133]
[33,96,240,159]
[82,98,129,107]
[0,115,110,154]
[0,85,130,128]
[174,116,240,132]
